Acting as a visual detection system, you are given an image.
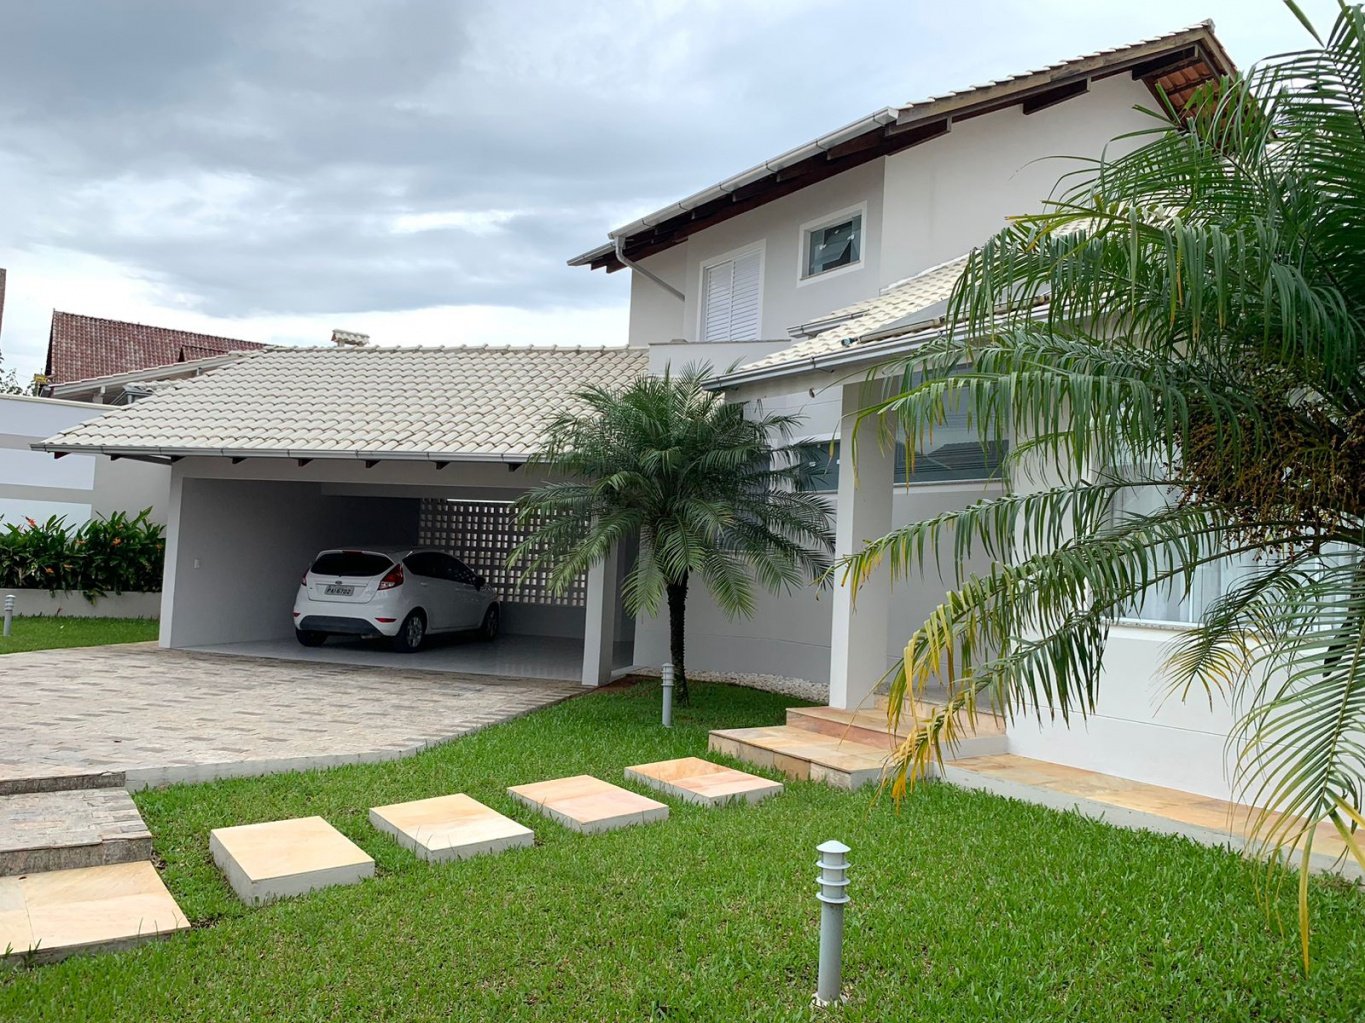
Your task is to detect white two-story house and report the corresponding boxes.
[569,22,1246,802]
[38,21,1289,825]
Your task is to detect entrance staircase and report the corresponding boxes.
[709,692,1008,789]
[0,772,188,962]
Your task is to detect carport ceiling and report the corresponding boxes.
[33,345,646,464]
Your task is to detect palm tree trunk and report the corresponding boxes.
[666,574,689,705]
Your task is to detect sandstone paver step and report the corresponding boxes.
[624,757,783,807]
[508,775,668,834]
[370,793,533,862]
[0,861,189,963]
[945,753,1362,880]
[210,816,375,906]
[0,788,152,877]
[786,705,1008,754]
[708,725,889,789]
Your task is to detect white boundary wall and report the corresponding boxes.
[0,394,169,527]
[5,588,161,619]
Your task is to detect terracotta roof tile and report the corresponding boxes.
[45,311,267,385]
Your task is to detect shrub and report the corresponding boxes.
[0,510,165,597]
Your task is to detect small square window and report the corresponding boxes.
[804,214,862,278]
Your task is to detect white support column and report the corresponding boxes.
[828,383,895,710]
[581,544,620,687]
[157,467,185,649]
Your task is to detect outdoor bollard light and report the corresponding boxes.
[814,839,851,1008]
[2,594,13,638]
[660,662,674,728]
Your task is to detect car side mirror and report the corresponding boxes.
[474,575,486,590]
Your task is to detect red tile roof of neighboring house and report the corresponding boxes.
[44,311,268,385]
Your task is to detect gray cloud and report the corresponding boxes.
[0,0,1330,336]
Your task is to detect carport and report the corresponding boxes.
[35,344,647,685]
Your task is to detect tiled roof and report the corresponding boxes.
[45,311,267,385]
[731,256,968,378]
[891,21,1227,120]
[571,22,1233,269]
[36,345,648,461]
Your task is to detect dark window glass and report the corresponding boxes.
[310,551,393,578]
[802,442,841,492]
[805,215,862,277]
[800,435,1007,492]
[440,554,477,585]
[403,552,444,578]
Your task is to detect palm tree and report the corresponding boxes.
[841,3,1365,964]
[511,368,834,704]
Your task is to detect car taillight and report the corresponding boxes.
[378,564,404,590]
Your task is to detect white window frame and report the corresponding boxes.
[696,241,765,341]
[797,201,868,286]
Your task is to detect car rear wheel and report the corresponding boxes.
[478,604,500,642]
[392,610,426,653]
[295,629,327,647]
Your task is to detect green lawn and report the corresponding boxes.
[2,681,1362,1022]
[0,615,158,654]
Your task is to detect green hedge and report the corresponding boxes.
[0,510,165,597]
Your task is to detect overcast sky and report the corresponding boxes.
[0,0,1339,382]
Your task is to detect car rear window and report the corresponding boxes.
[310,551,393,578]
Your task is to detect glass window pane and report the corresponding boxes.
[802,442,840,492]
[806,215,862,277]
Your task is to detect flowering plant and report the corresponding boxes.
[0,510,164,598]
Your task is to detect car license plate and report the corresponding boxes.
[324,584,354,596]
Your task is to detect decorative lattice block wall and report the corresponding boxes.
[417,498,584,607]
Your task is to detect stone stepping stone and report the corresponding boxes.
[210,816,374,906]
[370,793,533,862]
[0,860,189,963]
[625,757,784,807]
[508,775,668,834]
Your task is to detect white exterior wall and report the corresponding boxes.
[627,161,886,347]
[1008,626,1241,802]
[0,394,169,527]
[631,480,1003,687]
[880,74,1156,281]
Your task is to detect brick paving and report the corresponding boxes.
[0,644,581,788]
[0,788,151,875]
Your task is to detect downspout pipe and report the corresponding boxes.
[613,235,684,302]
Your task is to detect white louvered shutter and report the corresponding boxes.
[700,249,762,341]
[727,250,762,339]
[701,261,734,342]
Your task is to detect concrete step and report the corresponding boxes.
[0,788,152,876]
[786,705,1008,758]
[0,769,125,797]
[709,725,888,790]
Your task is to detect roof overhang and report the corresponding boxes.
[45,351,255,400]
[29,441,537,465]
[708,300,1052,401]
[570,22,1233,273]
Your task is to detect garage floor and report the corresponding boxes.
[186,635,636,682]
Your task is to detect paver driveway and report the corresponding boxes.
[1,644,581,788]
